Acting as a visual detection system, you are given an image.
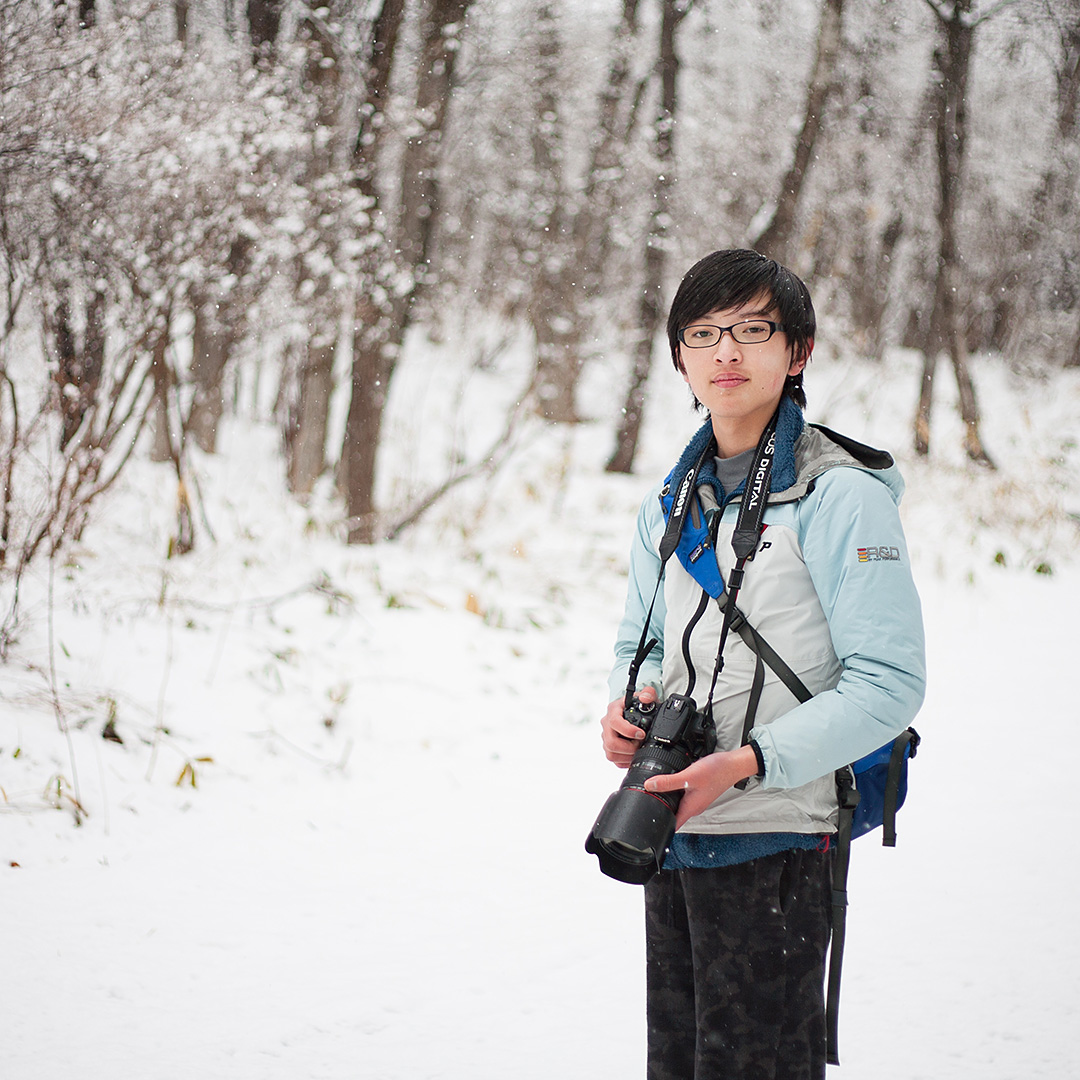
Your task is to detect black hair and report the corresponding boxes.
[666,248,815,409]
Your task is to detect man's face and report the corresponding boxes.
[677,293,807,450]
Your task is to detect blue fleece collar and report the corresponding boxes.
[666,396,805,505]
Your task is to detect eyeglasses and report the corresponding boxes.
[677,319,785,348]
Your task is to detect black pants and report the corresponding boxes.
[644,848,833,1080]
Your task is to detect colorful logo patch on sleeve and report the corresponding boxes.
[858,545,902,563]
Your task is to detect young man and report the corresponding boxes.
[599,249,925,1079]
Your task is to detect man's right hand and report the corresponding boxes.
[600,685,658,768]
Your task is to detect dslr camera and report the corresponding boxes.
[585,693,716,884]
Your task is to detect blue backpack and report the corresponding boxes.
[846,727,920,844]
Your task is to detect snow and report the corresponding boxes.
[2,333,1079,1079]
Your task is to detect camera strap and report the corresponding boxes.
[623,436,716,712]
[701,408,779,724]
[623,405,779,716]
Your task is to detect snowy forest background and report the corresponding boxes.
[3,0,1080,569]
[2,1,1080,1077]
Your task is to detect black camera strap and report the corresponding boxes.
[701,408,779,724]
[623,436,715,712]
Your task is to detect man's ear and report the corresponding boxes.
[789,337,813,374]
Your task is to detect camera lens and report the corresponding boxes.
[601,838,654,863]
[586,694,714,884]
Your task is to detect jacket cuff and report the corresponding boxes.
[748,738,766,778]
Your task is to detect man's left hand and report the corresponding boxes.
[644,745,759,830]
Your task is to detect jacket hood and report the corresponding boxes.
[790,423,905,505]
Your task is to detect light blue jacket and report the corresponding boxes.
[608,402,926,834]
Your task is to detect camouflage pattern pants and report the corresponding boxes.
[644,848,833,1080]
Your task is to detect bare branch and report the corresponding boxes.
[382,387,535,542]
[972,0,1023,27]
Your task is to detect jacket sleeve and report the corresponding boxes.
[607,484,668,702]
[749,466,927,789]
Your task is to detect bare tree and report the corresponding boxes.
[914,0,998,465]
[461,0,646,426]
[341,0,473,544]
[575,0,644,286]
[607,0,691,474]
[525,2,583,422]
[353,0,405,204]
[1,289,163,651]
[752,0,845,265]
[187,235,253,455]
[996,1,1080,367]
[532,0,647,423]
[284,3,349,496]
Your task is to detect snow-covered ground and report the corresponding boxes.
[2,333,1078,1079]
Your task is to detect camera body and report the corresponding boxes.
[585,693,717,884]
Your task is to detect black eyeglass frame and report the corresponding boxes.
[677,319,786,348]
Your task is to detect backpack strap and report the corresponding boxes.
[827,768,861,1066]
[710,595,852,1066]
[882,728,920,847]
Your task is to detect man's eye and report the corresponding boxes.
[688,328,714,340]
[741,322,769,337]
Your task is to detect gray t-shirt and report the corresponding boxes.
[714,446,757,495]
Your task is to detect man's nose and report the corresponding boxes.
[711,331,743,358]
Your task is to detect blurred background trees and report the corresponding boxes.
[0,0,1076,577]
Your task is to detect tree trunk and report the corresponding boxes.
[528,2,582,423]
[916,0,993,466]
[287,342,335,496]
[52,286,105,451]
[339,0,409,542]
[1067,324,1080,368]
[753,0,844,264]
[149,320,176,465]
[187,236,251,454]
[914,346,937,456]
[607,0,686,474]
[395,0,471,302]
[175,0,189,48]
[284,8,345,489]
[246,0,284,64]
[53,294,79,449]
[851,203,903,363]
[352,0,406,204]
[342,296,395,542]
[1059,10,1080,368]
[528,0,645,423]
[343,0,473,544]
[576,0,642,284]
[188,298,230,455]
[1003,4,1080,364]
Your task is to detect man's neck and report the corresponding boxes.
[711,416,771,459]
